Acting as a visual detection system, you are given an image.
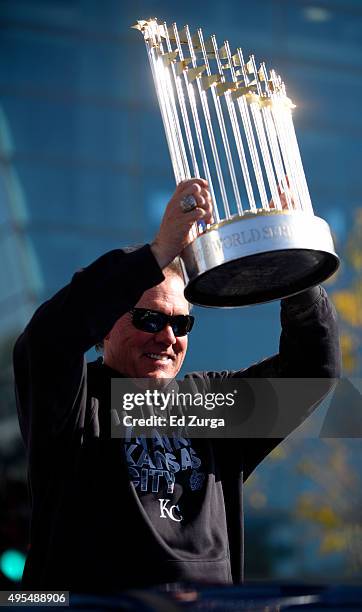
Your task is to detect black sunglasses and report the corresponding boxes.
[130,308,194,337]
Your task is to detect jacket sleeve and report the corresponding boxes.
[241,285,341,379]
[13,246,164,446]
[204,286,341,480]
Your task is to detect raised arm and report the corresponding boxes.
[13,246,165,444]
[14,178,213,445]
[202,286,341,481]
[241,285,341,379]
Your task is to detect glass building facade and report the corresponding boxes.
[0,0,361,584]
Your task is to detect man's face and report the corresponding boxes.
[103,273,189,380]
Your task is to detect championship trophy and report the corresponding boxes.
[133,18,339,307]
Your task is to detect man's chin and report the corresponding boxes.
[132,372,175,389]
[134,368,178,388]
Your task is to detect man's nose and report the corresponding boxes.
[155,324,177,345]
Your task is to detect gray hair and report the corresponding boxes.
[123,244,185,283]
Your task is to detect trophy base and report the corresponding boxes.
[182,211,339,307]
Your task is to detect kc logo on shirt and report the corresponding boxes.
[159,498,183,522]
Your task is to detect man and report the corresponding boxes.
[14,178,340,592]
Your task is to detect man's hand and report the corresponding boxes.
[269,176,295,210]
[151,178,213,269]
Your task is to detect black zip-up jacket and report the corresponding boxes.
[13,245,341,592]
